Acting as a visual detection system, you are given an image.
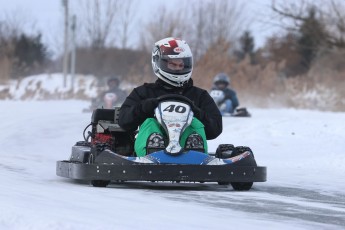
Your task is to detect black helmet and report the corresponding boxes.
[213,73,230,87]
[107,77,119,86]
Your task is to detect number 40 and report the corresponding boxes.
[163,104,186,113]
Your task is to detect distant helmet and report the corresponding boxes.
[107,77,119,86]
[152,37,193,87]
[213,73,230,87]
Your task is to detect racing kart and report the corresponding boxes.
[57,95,266,191]
[223,107,251,117]
[82,92,123,112]
[209,89,251,117]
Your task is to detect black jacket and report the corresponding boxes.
[100,87,127,104]
[119,79,222,140]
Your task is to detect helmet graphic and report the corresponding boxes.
[152,37,193,87]
[209,90,225,105]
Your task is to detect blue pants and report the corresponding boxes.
[220,99,234,114]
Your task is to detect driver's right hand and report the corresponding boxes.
[141,98,159,114]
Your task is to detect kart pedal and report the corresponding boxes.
[185,133,205,153]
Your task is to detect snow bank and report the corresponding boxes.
[1,73,102,100]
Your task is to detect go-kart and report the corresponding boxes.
[57,95,266,190]
[83,92,124,112]
[224,107,251,117]
[209,89,251,117]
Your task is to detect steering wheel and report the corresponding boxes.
[157,94,194,107]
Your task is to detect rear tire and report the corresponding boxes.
[91,180,110,187]
[230,147,255,191]
[231,182,253,191]
[231,146,254,158]
[215,144,234,159]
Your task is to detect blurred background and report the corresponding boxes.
[0,0,344,111]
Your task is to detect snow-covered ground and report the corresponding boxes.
[0,100,344,230]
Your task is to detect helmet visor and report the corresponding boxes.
[215,81,228,89]
[159,57,192,75]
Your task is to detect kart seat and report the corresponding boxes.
[91,107,125,132]
[91,107,135,156]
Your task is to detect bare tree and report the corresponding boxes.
[140,0,247,59]
[0,11,38,81]
[324,0,345,47]
[139,5,187,52]
[77,0,120,48]
[117,0,137,49]
[74,0,138,49]
[0,10,36,41]
[187,0,247,60]
[271,0,345,48]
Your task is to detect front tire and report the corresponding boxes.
[91,180,110,187]
[231,182,253,191]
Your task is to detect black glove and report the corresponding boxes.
[141,98,159,114]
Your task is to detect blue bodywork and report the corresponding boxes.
[124,150,250,165]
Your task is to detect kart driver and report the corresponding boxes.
[100,77,127,108]
[210,73,239,115]
[119,37,222,156]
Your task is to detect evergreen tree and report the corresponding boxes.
[297,7,327,69]
[12,33,49,77]
[14,33,48,66]
[240,30,254,55]
[236,30,255,63]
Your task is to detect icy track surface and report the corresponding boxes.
[0,100,344,230]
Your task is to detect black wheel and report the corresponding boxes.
[91,180,110,187]
[231,146,257,167]
[231,146,253,157]
[215,144,234,159]
[231,182,253,191]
